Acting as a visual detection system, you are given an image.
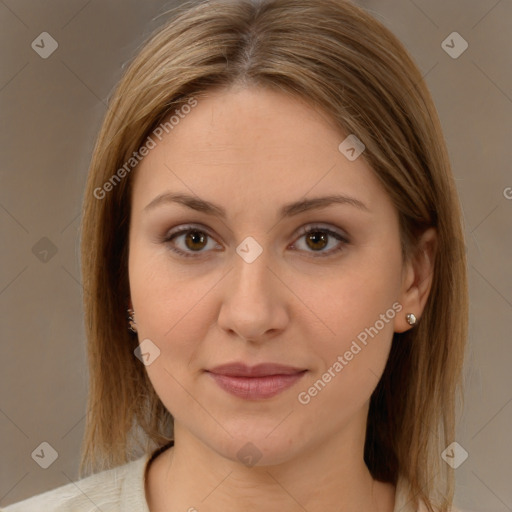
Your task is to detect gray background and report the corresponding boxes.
[1,0,511,510]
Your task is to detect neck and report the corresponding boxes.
[145,419,395,512]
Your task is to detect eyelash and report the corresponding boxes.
[161,224,350,259]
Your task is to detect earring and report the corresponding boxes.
[127,308,137,333]
[406,313,417,326]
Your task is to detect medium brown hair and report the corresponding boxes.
[79,1,468,510]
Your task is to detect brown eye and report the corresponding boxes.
[163,226,219,258]
[305,231,329,251]
[292,225,349,257]
[183,230,208,251]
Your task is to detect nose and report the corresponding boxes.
[217,245,289,343]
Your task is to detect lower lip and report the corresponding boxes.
[206,371,307,399]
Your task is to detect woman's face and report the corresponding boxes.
[128,85,412,464]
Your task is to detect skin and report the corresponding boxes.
[127,84,436,512]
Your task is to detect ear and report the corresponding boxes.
[395,227,437,333]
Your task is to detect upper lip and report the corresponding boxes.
[206,362,307,377]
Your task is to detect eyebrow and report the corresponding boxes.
[144,192,370,218]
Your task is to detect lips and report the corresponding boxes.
[205,362,307,399]
[207,362,307,377]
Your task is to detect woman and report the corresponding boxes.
[2,0,468,510]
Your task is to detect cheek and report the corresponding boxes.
[128,237,213,336]
[294,298,398,437]
[128,271,214,422]
[128,243,211,393]
[296,243,402,347]
[293,245,402,411]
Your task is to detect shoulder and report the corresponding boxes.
[0,454,150,512]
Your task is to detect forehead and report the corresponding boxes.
[131,86,392,218]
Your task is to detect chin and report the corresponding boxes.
[209,430,304,467]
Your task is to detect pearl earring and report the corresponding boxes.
[406,313,417,326]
